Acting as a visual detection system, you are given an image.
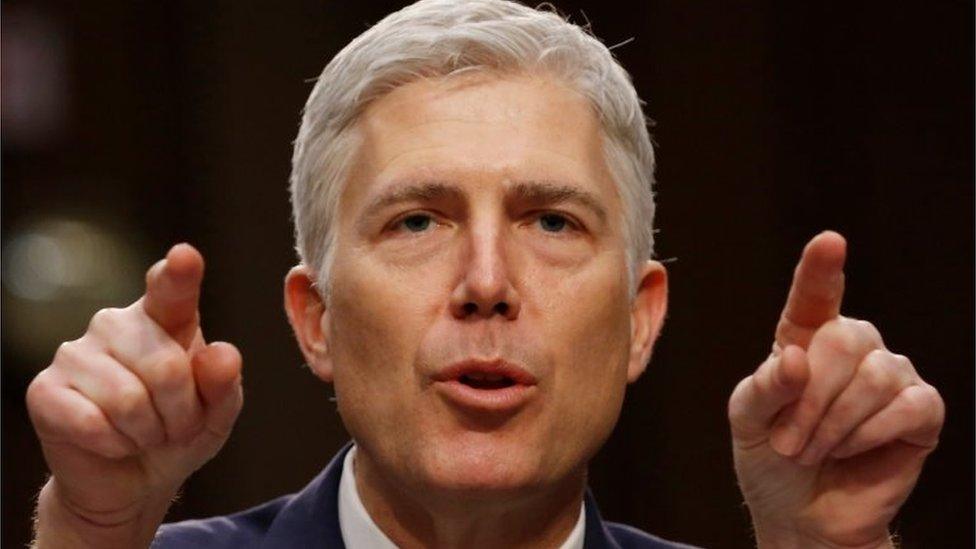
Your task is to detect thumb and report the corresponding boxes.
[728,345,809,450]
[191,342,243,453]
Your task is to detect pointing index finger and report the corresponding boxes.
[143,243,204,349]
[774,231,847,350]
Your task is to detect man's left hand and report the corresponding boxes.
[727,231,945,548]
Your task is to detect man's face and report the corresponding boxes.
[292,73,666,497]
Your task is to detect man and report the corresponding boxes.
[27,0,945,547]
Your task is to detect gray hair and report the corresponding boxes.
[290,0,656,297]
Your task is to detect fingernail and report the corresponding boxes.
[772,425,804,456]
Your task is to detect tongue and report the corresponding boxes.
[461,375,515,389]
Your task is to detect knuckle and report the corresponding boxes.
[918,384,946,423]
[854,319,883,344]
[818,320,861,355]
[52,341,107,375]
[727,377,752,422]
[52,341,81,365]
[891,353,918,379]
[26,370,54,408]
[90,307,141,345]
[111,383,149,422]
[816,318,881,357]
[25,373,62,427]
[858,351,893,392]
[149,351,191,392]
[894,386,940,430]
[89,307,123,333]
[75,407,111,444]
[900,384,930,411]
[750,368,773,395]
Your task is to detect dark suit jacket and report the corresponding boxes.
[153,444,696,548]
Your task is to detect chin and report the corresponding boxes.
[413,430,559,497]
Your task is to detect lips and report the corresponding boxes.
[432,359,538,413]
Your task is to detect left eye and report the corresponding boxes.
[538,213,569,232]
[399,214,433,232]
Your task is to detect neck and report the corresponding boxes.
[353,448,586,549]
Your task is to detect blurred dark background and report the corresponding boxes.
[2,1,972,547]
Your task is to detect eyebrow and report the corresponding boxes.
[510,181,608,224]
[362,181,464,216]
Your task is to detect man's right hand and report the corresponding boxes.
[26,243,244,548]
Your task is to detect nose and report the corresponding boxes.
[449,225,521,320]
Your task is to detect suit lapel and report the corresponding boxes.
[261,442,352,548]
[582,488,621,549]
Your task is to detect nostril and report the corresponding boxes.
[459,302,511,317]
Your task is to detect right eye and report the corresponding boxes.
[394,214,434,233]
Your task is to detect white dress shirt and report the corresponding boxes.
[338,445,586,549]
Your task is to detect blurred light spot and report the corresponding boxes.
[2,218,147,367]
[3,233,68,300]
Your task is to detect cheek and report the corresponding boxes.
[329,242,452,370]
[325,251,452,430]
[530,250,632,365]
[538,255,632,453]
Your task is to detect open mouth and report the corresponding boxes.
[458,372,517,390]
[434,359,537,388]
[432,359,537,412]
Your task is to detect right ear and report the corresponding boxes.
[284,265,334,383]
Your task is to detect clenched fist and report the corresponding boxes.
[27,244,243,548]
[729,232,944,548]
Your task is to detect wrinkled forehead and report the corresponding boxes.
[338,72,623,224]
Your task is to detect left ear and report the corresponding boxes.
[626,260,669,383]
[284,265,334,383]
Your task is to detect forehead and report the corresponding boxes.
[340,72,621,214]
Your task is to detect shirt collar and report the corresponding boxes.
[337,444,586,549]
